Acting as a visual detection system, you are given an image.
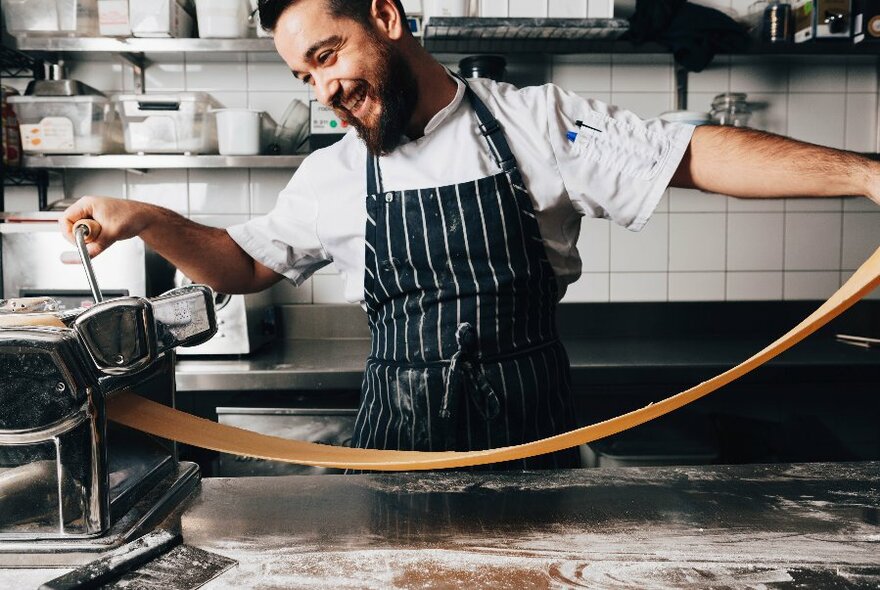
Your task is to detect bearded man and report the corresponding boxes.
[62,0,880,469]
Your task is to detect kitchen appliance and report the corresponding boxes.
[0,220,169,308]
[172,270,276,355]
[0,222,217,566]
[309,100,349,151]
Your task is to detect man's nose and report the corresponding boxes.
[312,73,341,107]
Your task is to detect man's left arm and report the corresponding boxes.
[671,126,880,207]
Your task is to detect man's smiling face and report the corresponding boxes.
[274,0,417,155]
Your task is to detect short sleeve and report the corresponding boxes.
[227,167,331,286]
[544,84,695,231]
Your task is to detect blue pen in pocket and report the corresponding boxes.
[567,119,603,142]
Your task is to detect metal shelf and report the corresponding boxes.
[423,17,880,55]
[13,37,277,54]
[11,27,880,58]
[22,154,307,169]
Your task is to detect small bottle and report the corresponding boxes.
[762,1,792,43]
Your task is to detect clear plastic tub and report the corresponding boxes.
[7,95,119,154]
[113,92,220,154]
[1,0,98,37]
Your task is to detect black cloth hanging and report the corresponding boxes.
[623,0,751,72]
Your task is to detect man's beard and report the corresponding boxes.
[333,38,418,156]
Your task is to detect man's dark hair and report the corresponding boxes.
[258,0,408,32]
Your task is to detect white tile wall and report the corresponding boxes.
[669,213,726,272]
[4,47,878,305]
[784,213,843,271]
[611,273,668,302]
[669,272,726,301]
[610,213,668,272]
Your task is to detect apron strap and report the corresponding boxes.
[366,154,384,197]
[365,73,526,192]
[456,76,521,176]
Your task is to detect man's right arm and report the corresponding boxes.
[60,196,283,294]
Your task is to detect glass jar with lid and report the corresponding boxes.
[710,93,752,127]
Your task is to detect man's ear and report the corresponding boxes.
[371,0,406,41]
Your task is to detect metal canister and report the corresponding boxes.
[763,2,792,43]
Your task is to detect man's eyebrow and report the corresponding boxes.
[292,35,342,80]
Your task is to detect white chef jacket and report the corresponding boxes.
[228,74,695,303]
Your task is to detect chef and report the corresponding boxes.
[62,0,880,469]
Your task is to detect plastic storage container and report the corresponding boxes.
[1,0,98,37]
[194,0,249,38]
[113,92,220,154]
[7,95,118,154]
[214,108,261,155]
[130,0,194,38]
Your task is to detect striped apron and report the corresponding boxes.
[352,80,581,470]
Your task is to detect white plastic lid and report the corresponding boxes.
[112,92,218,103]
[659,110,713,125]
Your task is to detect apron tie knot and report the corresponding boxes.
[440,323,501,426]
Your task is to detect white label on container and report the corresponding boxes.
[20,118,75,151]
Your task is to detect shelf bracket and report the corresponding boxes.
[674,63,688,111]
[119,52,150,94]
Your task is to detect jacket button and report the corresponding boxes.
[385,192,394,203]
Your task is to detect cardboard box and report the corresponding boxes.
[97,0,131,36]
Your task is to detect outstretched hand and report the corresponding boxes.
[59,196,152,258]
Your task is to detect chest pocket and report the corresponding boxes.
[370,175,533,301]
[373,188,470,296]
[572,111,671,182]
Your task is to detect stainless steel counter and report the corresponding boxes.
[175,339,370,392]
[3,462,879,588]
[174,335,880,392]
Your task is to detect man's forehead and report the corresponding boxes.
[275,2,348,56]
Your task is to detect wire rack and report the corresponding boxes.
[423,17,633,54]
[0,44,39,78]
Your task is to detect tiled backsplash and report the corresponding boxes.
[3,38,878,304]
